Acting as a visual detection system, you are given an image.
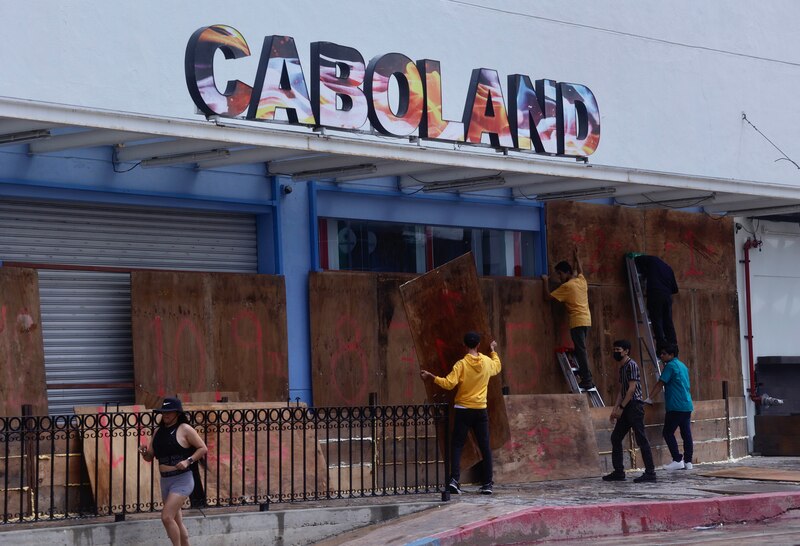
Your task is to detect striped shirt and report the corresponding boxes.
[618,357,643,402]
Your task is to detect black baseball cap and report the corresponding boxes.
[153,397,183,413]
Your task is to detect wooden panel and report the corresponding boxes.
[493,395,600,482]
[131,271,289,404]
[378,274,425,405]
[309,272,380,407]
[701,467,800,482]
[131,272,215,400]
[692,290,742,399]
[400,253,510,471]
[754,415,800,456]
[545,201,645,286]
[75,405,160,511]
[0,267,47,416]
[210,274,288,402]
[492,278,556,395]
[644,209,735,290]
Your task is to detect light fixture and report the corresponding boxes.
[140,149,230,168]
[719,204,800,217]
[0,129,51,146]
[630,192,716,207]
[535,187,616,202]
[422,176,506,193]
[290,163,377,181]
[29,129,145,154]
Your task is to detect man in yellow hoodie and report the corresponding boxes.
[420,332,502,495]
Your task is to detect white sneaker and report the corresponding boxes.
[684,462,693,470]
[663,460,685,470]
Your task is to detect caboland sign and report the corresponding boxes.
[185,25,600,157]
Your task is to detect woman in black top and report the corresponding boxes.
[139,397,208,546]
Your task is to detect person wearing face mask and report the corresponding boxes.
[602,339,656,483]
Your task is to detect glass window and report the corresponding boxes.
[318,218,536,277]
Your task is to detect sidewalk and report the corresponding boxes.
[313,456,800,545]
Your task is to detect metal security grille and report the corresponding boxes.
[0,199,258,414]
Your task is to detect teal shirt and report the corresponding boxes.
[660,358,694,412]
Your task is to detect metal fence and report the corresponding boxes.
[0,402,449,525]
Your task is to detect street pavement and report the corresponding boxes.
[314,456,800,545]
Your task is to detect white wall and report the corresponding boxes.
[2,1,800,188]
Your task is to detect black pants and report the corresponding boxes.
[450,408,492,485]
[610,400,655,474]
[647,292,677,349]
[663,410,693,464]
[570,326,593,384]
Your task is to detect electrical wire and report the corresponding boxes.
[113,161,141,173]
[442,0,800,68]
[742,113,800,170]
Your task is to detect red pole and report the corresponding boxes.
[742,238,762,403]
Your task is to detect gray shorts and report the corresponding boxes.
[160,470,194,502]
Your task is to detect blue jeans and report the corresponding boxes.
[663,411,693,464]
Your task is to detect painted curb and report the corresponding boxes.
[407,492,800,545]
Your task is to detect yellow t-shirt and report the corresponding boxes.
[433,352,502,409]
[550,274,592,328]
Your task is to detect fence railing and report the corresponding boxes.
[0,402,449,525]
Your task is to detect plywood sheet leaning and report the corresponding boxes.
[493,277,559,395]
[493,394,600,482]
[75,405,160,512]
[644,210,735,290]
[400,253,510,471]
[309,272,380,407]
[131,271,289,405]
[0,267,48,416]
[545,201,645,287]
[185,402,327,502]
[691,290,742,400]
[378,274,426,405]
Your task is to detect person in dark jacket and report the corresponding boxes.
[634,255,679,350]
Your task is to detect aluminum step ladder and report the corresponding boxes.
[625,254,662,392]
[556,348,604,407]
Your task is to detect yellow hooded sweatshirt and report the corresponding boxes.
[433,351,502,409]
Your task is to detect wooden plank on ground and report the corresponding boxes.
[700,467,800,482]
[400,253,510,472]
[74,405,160,512]
[493,395,600,482]
[309,272,380,407]
[0,267,47,416]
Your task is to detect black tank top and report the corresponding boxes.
[152,423,194,472]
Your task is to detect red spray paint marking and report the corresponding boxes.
[0,305,6,335]
[256,352,286,401]
[329,314,368,405]
[433,338,451,376]
[438,288,463,318]
[505,322,539,392]
[151,316,166,396]
[174,318,208,393]
[682,230,704,277]
[570,234,586,244]
[232,310,264,399]
[96,407,125,469]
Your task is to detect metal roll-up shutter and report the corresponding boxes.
[0,199,258,414]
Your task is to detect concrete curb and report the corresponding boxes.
[406,492,800,545]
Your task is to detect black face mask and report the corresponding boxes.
[612,352,624,362]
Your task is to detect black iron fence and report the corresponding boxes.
[0,402,449,525]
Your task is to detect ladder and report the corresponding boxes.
[625,254,662,392]
[556,348,605,407]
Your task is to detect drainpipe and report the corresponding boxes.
[742,237,763,403]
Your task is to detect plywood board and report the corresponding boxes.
[131,271,289,404]
[309,272,380,407]
[644,210,735,290]
[754,415,800,456]
[378,274,426,405]
[692,290,743,399]
[700,467,800,482]
[74,405,160,511]
[494,278,558,395]
[493,395,601,482]
[0,267,47,416]
[400,253,510,472]
[545,201,645,287]
[210,274,288,402]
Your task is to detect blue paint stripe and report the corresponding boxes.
[404,537,441,546]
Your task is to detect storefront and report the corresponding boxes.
[1,2,799,423]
